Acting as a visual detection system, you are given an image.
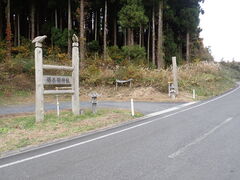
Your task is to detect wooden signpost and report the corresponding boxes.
[32,34,80,122]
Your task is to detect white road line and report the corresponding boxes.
[168,117,233,159]
[0,86,239,169]
[0,121,153,169]
[144,102,197,118]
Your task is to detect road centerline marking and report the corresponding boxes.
[168,117,233,159]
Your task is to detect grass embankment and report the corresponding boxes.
[0,61,239,105]
[0,109,142,155]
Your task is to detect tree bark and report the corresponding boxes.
[5,0,11,60]
[186,32,190,63]
[94,11,98,41]
[127,28,131,46]
[31,2,35,40]
[55,9,58,28]
[124,29,127,46]
[0,2,2,41]
[152,5,156,66]
[14,15,17,46]
[60,9,63,31]
[68,0,72,57]
[130,29,134,45]
[139,25,142,46]
[79,0,85,61]
[147,25,150,65]
[17,14,20,46]
[103,0,107,60]
[36,11,39,36]
[157,0,164,69]
[113,16,117,46]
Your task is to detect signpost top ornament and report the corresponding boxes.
[32,35,47,47]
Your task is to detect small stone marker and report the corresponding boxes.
[89,92,101,114]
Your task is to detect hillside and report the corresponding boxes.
[0,58,239,106]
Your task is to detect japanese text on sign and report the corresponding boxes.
[43,76,72,85]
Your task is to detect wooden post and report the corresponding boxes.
[172,57,179,95]
[72,34,80,115]
[33,36,47,122]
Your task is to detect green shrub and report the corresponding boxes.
[12,46,31,58]
[51,28,69,49]
[87,40,100,53]
[121,45,146,62]
[108,46,124,63]
[0,41,7,62]
[115,64,143,80]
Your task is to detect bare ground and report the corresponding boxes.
[0,86,194,107]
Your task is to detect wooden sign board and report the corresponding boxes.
[43,75,72,85]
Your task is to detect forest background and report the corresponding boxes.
[1,0,238,103]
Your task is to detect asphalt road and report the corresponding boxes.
[1,86,240,179]
[0,101,183,116]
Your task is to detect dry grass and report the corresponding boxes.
[0,62,236,106]
[0,109,142,155]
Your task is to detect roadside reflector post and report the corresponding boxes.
[56,87,60,117]
[131,98,135,116]
[193,89,196,99]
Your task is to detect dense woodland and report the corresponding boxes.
[0,0,213,69]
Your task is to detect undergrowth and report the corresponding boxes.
[0,42,239,99]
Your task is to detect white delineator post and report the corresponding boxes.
[193,89,196,99]
[72,35,80,115]
[172,57,179,95]
[33,39,45,122]
[131,98,135,117]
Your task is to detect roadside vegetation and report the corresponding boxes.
[0,109,143,155]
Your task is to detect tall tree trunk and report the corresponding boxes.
[79,0,85,61]
[5,0,11,60]
[55,9,58,28]
[157,0,164,69]
[127,28,131,46]
[152,5,156,66]
[28,18,31,39]
[186,32,190,63]
[124,29,127,46]
[103,0,108,60]
[147,25,150,65]
[31,2,35,40]
[113,16,117,46]
[0,2,2,41]
[36,11,39,36]
[60,9,63,31]
[14,14,17,46]
[94,11,98,41]
[68,0,72,57]
[131,29,134,45]
[17,14,20,46]
[179,42,183,61]
[139,25,142,46]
